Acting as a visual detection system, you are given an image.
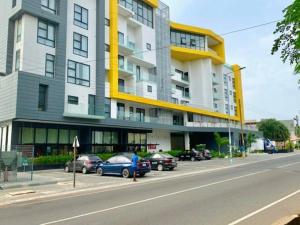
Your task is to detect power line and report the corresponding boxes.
[220,20,280,36]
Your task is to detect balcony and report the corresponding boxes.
[119,85,136,95]
[63,103,104,120]
[118,3,134,18]
[212,74,220,85]
[128,49,155,69]
[116,113,173,125]
[170,67,190,86]
[136,73,157,83]
[119,39,136,55]
[118,62,134,78]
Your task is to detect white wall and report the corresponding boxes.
[0,122,12,151]
[21,14,55,75]
[65,0,97,115]
[147,129,171,152]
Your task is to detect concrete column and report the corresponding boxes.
[184,132,190,150]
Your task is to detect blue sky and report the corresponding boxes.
[162,0,300,121]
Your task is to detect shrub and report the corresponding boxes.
[96,153,115,161]
[165,150,183,157]
[33,155,72,165]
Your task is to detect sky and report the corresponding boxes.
[162,0,300,121]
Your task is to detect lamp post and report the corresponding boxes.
[225,66,246,161]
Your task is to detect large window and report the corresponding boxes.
[67,60,90,87]
[88,95,95,115]
[38,84,48,111]
[92,131,118,145]
[37,20,55,47]
[45,54,55,77]
[74,4,88,29]
[128,133,147,145]
[104,98,111,118]
[119,0,153,28]
[170,29,205,51]
[15,50,20,71]
[136,108,145,122]
[73,32,88,58]
[16,19,22,42]
[117,103,125,120]
[41,0,57,14]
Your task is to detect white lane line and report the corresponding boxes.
[40,169,270,225]
[277,162,300,169]
[228,189,300,225]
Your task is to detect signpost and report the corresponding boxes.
[72,136,80,188]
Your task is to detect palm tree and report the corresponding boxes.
[214,133,229,157]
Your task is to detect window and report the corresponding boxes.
[16,19,22,42]
[129,107,134,120]
[41,0,57,14]
[182,72,189,81]
[147,85,152,93]
[146,43,151,51]
[37,20,55,47]
[117,103,125,120]
[105,18,110,26]
[105,44,110,52]
[74,4,88,29]
[214,103,218,108]
[118,79,125,92]
[118,32,124,45]
[136,66,141,80]
[188,113,194,122]
[45,54,55,77]
[149,108,158,118]
[104,98,111,118]
[38,84,48,111]
[170,29,205,50]
[136,108,145,122]
[171,98,178,104]
[88,95,95,115]
[118,55,124,69]
[73,32,88,57]
[67,60,90,86]
[68,96,78,105]
[15,50,20,71]
[225,104,229,114]
[121,0,153,28]
[12,0,16,8]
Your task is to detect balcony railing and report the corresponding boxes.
[136,72,157,83]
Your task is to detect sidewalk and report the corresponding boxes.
[0,152,298,207]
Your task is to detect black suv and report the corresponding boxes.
[178,149,205,161]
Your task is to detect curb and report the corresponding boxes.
[0,179,69,190]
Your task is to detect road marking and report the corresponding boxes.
[227,189,300,225]
[40,169,270,225]
[277,161,300,169]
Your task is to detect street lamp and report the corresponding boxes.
[225,66,246,161]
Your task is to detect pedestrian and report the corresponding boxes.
[131,150,139,182]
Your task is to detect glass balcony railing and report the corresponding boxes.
[136,72,157,83]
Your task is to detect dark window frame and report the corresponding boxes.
[37,20,55,48]
[12,0,16,8]
[73,32,88,58]
[67,60,90,87]
[38,84,48,111]
[146,43,151,51]
[105,44,110,52]
[67,95,79,105]
[45,54,55,77]
[147,85,152,93]
[105,18,110,26]
[41,0,57,14]
[74,4,88,30]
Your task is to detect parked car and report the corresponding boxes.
[145,153,177,171]
[65,154,102,174]
[178,149,205,161]
[96,153,151,178]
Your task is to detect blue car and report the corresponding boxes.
[96,154,151,178]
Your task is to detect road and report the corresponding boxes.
[0,154,300,225]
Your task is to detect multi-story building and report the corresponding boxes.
[0,0,251,155]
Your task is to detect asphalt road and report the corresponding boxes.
[1,154,300,225]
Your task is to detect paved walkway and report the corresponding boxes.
[0,152,299,207]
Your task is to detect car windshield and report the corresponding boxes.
[108,156,131,164]
[88,156,101,161]
[160,153,173,158]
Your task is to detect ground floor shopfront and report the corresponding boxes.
[0,120,251,156]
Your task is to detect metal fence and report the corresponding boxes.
[0,145,34,184]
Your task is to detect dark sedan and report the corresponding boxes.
[178,149,205,161]
[96,154,151,178]
[146,153,177,171]
[65,155,102,174]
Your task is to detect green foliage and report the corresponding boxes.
[272,0,300,75]
[295,126,300,137]
[210,150,226,158]
[165,150,183,157]
[214,132,229,156]
[257,119,290,142]
[246,133,257,149]
[33,155,73,165]
[195,144,206,151]
[286,140,295,150]
[96,153,115,161]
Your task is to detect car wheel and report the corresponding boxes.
[96,168,103,176]
[169,167,174,171]
[191,157,195,161]
[65,166,70,173]
[82,167,88,174]
[139,172,145,177]
[157,164,164,171]
[122,168,130,178]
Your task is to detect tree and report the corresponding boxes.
[257,119,290,142]
[246,132,257,150]
[295,126,300,137]
[271,0,300,77]
[214,133,229,156]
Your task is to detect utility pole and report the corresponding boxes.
[72,136,80,188]
[239,99,245,157]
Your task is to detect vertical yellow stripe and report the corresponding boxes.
[109,0,119,97]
